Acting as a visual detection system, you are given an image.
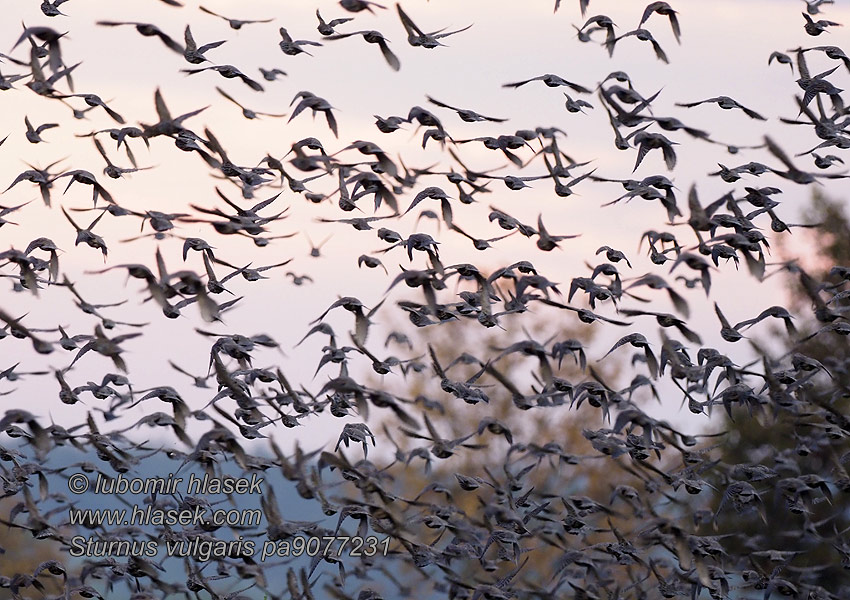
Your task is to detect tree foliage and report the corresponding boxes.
[1,1,850,600]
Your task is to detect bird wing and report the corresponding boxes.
[183,25,196,51]
[396,3,425,37]
[377,38,401,71]
[740,104,767,120]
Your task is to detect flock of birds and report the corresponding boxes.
[0,0,850,598]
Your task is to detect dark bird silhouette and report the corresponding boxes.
[199,6,273,29]
[140,88,209,138]
[60,207,109,260]
[358,254,388,274]
[503,73,591,94]
[535,214,580,251]
[538,298,633,326]
[798,44,849,76]
[53,93,125,123]
[802,12,841,36]
[13,24,72,88]
[600,332,659,378]
[625,272,689,316]
[216,87,286,120]
[259,67,287,81]
[0,309,53,354]
[396,3,473,48]
[327,30,400,71]
[93,137,152,179]
[769,51,793,71]
[734,306,797,336]
[805,0,834,14]
[96,21,183,54]
[5,161,63,207]
[765,135,848,184]
[638,2,681,43]
[632,130,678,171]
[564,93,594,113]
[181,64,264,91]
[40,0,70,17]
[54,169,114,206]
[289,91,339,137]
[0,200,32,229]
[316,9,354,35]
[341,0,387,13]
[427,96,506,122]
[676,96,766,120]
[606,28,669,63]
[182,24,225,64]
[25,54,80,97]
[0,66,28,90]
[576,14,616,46]
[596,245,632,268]
[374,113,406,133]
[24,116,58,144]
[713,302,745,342]
[279,27,323,56]
[619,308,702,344]
[450,223,516,250]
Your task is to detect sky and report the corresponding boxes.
[0,0,848,453]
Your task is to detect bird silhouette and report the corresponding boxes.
[639,2,681,44]
[802,12,842,36]
[278,27,323,56]
[327,30,400,71]
[427,96,507,122]
[181,64,264,91]
[215,87,286,120]
[676,95,766,120]
[606,28,669,63]
[503,73,591,94]
[97,21,184,54]
[199,6,273,29]
[396,3,473,48]
[289,91,339,137]
[182,24,225,64]
[316,9,354,35]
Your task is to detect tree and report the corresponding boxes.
[707,190,850,591]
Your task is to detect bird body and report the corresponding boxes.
[396,3,472,48]
[279,27,323,56]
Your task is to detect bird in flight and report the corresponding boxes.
[24,116,58,144]
[60,207,109,260]
[278,27,323,56]
[639,2,681,44]
[341,0,387,13]
[396,3,473,48]
[606,28,669,63]
[316,9,354,36]
[96,21,183,54]
[181,64,264,92]
[182,25,225,64]
[290,91,339,137]
[802,12,842,36]
[326,30,401,71]
[676,96,766,120]
[215,87,287,120]
[426,96,507,122]
[503,73,591,94]
[199,6,273,29]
